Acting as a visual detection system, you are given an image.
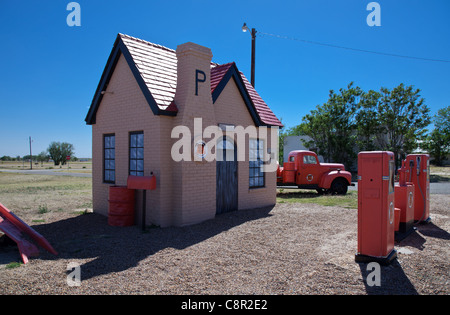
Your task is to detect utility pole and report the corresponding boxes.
[242,23,257,87]
[250,27,256,87]
[29,136,33,170]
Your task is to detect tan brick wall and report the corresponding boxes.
[213,77,277,210]
[92,53,167,226]
[91,42,277,228]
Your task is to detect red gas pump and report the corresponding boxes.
[356,151,397,265]
[394,160,416,241]
[403,154,431,224]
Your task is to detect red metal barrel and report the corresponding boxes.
[108,186,135,226]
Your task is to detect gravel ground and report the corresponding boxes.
[0,195,448,295]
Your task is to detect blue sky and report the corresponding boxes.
[1,0,449,158]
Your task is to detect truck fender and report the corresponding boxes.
[320,170,352,189]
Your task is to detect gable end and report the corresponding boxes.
[211,63,264,126]
[85,35,177,125]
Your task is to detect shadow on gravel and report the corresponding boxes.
[416,222,450,241]
[31,206,274,280]
[357,221,450,295]
[394,222,450,251]
[358,261,418,295]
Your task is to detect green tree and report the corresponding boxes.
[373,84,431,167]
[355,89,382,151]
[37,151,50,166]
[1,156,13,161]
[278,121,308,165]
[423,106,450,165]
[47,142,74,166]
[301,82,363,170]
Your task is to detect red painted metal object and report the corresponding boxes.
[0,202,57,263]
[394,183,415,240]
[277,150,353,195]
[402,154,431,223]
[127,175,156,190]
[355,151,397,265]
[127,174,157,231]
[108,186,135,227]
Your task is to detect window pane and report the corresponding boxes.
[129,132,143,176]
[249,150,257,161]
[137,148,144,159]
[258,177,264,186]
[137,134,144,147]
[137,160,144,172]
[104,135,115,183]
[249,139,264,188]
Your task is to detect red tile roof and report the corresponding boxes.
[210,62,234,92]
[88,34,282,127]
[210,62,283,127]
[239,73,283,127]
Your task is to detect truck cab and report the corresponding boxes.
[277,150,353,195]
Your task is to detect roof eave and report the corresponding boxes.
[211,63,264,127]
[85,34,169,125]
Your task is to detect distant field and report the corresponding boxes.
[0,160,92,171]
[0,172,92,224]
[430,165,450,182]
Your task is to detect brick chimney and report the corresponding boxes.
[170,42,217,226]
[174,42,214,120]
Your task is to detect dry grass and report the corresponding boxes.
[430,165,450,182]
[277,189,358,209]
[0,160,92,171]
[0,173,92,223]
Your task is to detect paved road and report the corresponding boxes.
[0,169,91,178]
[280,182,449,194]
[348,182,449,194]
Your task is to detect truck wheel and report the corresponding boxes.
[331,178,348,195]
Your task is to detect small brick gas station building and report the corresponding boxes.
[85,34,283,227]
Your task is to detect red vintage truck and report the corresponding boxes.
[277,150,353,195]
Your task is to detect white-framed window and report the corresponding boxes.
[249,139,264,188]
[129,131,144,176]
[103,134,115,183]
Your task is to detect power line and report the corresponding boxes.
[258,31,450,63]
